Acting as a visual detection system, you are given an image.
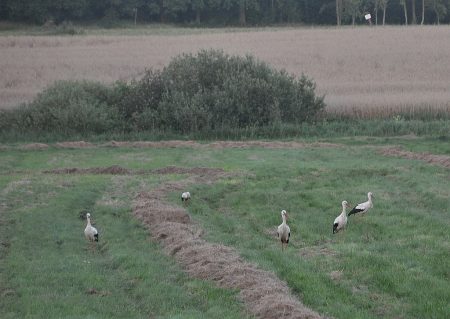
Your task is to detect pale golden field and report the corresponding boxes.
[1,26,449,117]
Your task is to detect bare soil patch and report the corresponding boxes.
[207,141,340,149]
[329,270,344,282]
[104,140,199,148]
[9,140,342,151]
[19,143,49,150]
[103,140,340,149]
[55,141,94,148]
[86,288,111,297]
[379,147,450,169]
[299,246,337,259]
[44,165,133,175]
[133,169,325,319]
[42,165,228,179]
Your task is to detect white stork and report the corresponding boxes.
[181,191,191,203]
[277,210,290,251]
[333,201,350,234]
[84,213,99,243]
[348,192,374,217]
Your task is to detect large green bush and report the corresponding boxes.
[117,49,325,133]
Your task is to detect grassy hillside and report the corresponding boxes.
[1,138,449,318]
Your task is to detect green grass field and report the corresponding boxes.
[1,138,449,319]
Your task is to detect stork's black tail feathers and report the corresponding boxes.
[333,223,338,234]
[94,233,99,242]
[348,208,362,216]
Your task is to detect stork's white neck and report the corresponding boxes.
[368,194,373,206]
[341,204,347,216]
[87,216,91,226]
[282,215,287,224]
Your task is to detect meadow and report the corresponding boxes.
[1,25,450,119]
[1,138,449,319]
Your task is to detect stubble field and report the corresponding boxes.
[1,25,450,118]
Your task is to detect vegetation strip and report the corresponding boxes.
[379,146,450,168]
[15,140,341,151]
[132,169,325,319]
[42,165,226,176]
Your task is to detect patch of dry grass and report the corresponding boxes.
[1,26,449,118]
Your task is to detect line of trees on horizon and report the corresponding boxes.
[0,0,448,27]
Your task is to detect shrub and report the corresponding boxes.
[45,21,84,35]
[0,81,119,134]
[120,49,325,133]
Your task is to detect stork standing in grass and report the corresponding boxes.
[333,201,350,234]
[84,213,98,249]
[348,192,374,217]
[181,191,191,203]
[277,210,290,251]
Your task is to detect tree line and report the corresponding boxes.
[0,0,448,26]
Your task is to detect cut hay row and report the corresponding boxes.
[379,146,450,169]
[132,171,325,319]
[42,165,226,176]
[12,140,341,151]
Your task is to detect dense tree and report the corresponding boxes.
[336,0,343,25]
[400,0,408,24]
[1,0,448,25]
[411,0,418,24]
[431,0,448,23]
[344,0,362,25]
[380,0,389,24]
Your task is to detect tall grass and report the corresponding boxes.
[1,119,449,144]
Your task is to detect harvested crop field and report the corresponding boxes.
[1,26,450,118]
